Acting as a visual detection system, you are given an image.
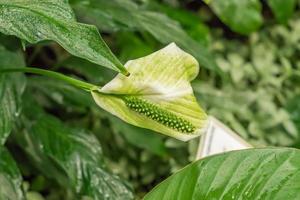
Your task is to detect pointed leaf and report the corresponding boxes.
[92,43,208,141]
[144,148,300,200]
[0,45,25,144]
[0,0,128,74]
[0,147,24,200]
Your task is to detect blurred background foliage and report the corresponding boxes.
[1,0,300,199]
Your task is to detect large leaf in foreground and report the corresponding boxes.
[144,148,300,200]
[0,0,128,75]
[0,147,24,200]
[71,0,218,72]
[92,43,208,141]
[0,45,25,144]
[207,0,263,34]
[18,112,133,200]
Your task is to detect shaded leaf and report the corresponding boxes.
[144,1,211,46]
[144,148,300,200]
[0,0,128,74]
[62,56,116,85]
[286,94,300,147]
[18,111,134,200]
[92,43,208,141]
[0,147,24,200]
[28,76,94,108]
[110,116,168,157]
[268,0,296,23]
[207,0,263,34]
[0,45,25,144]
[71,0,219,72]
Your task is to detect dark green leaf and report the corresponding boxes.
[71,0,219,72]
[28,76,94,108]
[144,148,300,200]
[145,1,211,46]
[0,45,25,144]
[115,32,156,63]
[0,147,24,200]
[0,0,128,74]
[62,56,116,85]
[18,113,134,200]
[286,94,300,147]
[207,0,263,34]
[268,0,296,23]
[70,0,139,32]
[110,116,168,157]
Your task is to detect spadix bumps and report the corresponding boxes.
[92,43,208,141]
[123,97,196,133]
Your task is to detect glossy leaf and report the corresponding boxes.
[0,147,24,200]
[144,148,300,200]
[71,0,218,72]
[0,45,25,144]
[0,0,128,75]
[18,112,133,200]
[268,0,296,23]
[207,0,263,34]
[92,43,208,141]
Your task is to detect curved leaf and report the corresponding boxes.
[18,112,133,200]
[144,148,300,200]
[268,0,296,23]
[92,43,208,141]
[207,0,263,34]
[71,0,219,72]
[0,0,128,75]
[0,147,24,200]
[0,45,25,144]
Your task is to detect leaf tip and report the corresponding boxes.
[125,71,131,77]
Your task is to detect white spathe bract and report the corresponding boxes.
[92,43,208,141]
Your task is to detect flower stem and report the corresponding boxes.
[0,67,97,91]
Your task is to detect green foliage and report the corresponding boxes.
[0,45,25,144]
[0,147,24,200]
[0,0,300,199]
[144,148,300,200]
[195,18,300,146]
[0,0,128,74]
[109,116,168,157]
[71,0,218,72]
[287,94,300,147]
[268,0,297,23]
[207,0,263,34]
[16,104,133,200]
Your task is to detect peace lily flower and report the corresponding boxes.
[1,43,208,141]
[92,43,208,141]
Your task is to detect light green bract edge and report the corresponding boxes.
[92,43,208,141]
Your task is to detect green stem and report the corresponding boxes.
[0,67,97,91]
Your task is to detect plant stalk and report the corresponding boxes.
[0,67,97,91]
